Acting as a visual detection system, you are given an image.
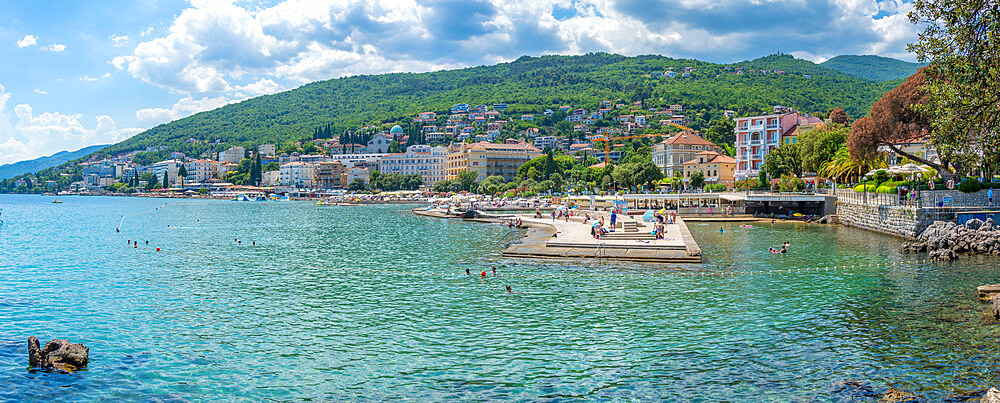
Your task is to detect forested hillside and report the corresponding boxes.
[820,55,924,82]
[98,53,898,159]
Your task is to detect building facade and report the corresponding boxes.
[279,162,316,187]
[315,161,347,189]
[377,145,449,185]
[150,159,182,186]
[651,133,725,178]
[445,142,542,182]
[218,146,246,164]
[184,159,219,183]
[681,151,737,189]
[733,110,801,180]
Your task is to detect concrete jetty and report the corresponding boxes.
[414,207,702,264]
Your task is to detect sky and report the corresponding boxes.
[0,0,920,165]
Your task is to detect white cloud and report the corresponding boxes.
[135,79,284,126]
[110,34,130,47]
[80,75,98,82]
[112,0,921,99]
[41,43,67,52]
[17,35,37,48]
[34,89,48,95]
[0,84,142,165]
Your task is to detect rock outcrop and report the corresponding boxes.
[982,388,1000,403]
[879,387,922,402]
[28,336,89,372]
[899,218,1000,260]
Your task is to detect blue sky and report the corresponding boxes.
[0,0,919,165]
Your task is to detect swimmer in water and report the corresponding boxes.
[783,241,790,247]
[466,268,471,275]
[780,247,787,254]
[251,241,255,246]
[491,267,497,275]
[506,285,512,293]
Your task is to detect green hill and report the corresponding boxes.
[0,144,107,181]
[97,53,895,159]
[820,55,924,82]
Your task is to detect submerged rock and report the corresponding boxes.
[879,387,923,402]
[930,248,958,261]
[830,380,879,400]
[27,336,88,371]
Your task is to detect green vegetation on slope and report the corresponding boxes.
[0,144,107,181]
[820,55,924,82]
[100,53,897,157]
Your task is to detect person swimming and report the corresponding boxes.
[491,267,497,275]
[780,247,787,254]
[783,241,790,247]
[466,268,471,275]
[506,285,512,293]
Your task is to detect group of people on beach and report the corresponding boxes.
[505,217,523,228]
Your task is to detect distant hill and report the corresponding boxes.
[96,53,897,159]
[820,55,924,82]
[0,144,107,180]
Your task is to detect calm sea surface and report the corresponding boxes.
[2,194,999,401]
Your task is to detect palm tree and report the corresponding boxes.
[819,145,886,184]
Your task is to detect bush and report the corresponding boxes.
[957,178,981,193]
[703,183,727,192]
[854,184,877,192]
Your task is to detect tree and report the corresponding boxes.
[908,0,1000,177]
[250,153,262,185]
[847,68,956,178]
[611,163,636,190]
[477,175,506,195]
[348,178,367,191]
[632,160,663,190]
[798,124,848,173]
[757,169,768,190]
[456,169,479,192]
[264,162,279,171]
[763,143,803,178]
[829,107,849,125]
[543,152,556,179]
[703,118,736,154]
[177,164,188,186]
[689,171,705,189]
[433,179,454,193]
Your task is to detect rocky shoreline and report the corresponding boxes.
[900,218,1000,261]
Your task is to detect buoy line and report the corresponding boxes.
[113,213,932,279]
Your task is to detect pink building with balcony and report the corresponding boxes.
[733,109,801,180]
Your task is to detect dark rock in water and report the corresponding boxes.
[899,242,927,253]
[982,388,1000,403]
[879,387,923,402]
[461,209,480,219]
[830,380,880,400]
[930,248,958,261]
[27,337,89,371]
[27,336,42,368]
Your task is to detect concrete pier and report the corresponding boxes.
[414,207,702,264]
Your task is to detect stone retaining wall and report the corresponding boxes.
[836,202,933,239]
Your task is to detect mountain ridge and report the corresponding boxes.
[0,144,108,181]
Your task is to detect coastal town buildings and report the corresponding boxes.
[733,108,823,179]
[445,141,542,182]
[279,162,316,187]
[184,159,219,183]
[258,144,276,156]
[378,145,449,185]
[150,159,182,186]
[681,151,737,188]
[315,161,347,189]
[652,133,725,178]
[218,146,245,164]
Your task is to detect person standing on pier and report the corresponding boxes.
[610,210,617,232]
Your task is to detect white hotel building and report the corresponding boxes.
[377,145,449,185]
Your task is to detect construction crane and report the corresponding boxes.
[590,133,665,165]
[588,122,702,164]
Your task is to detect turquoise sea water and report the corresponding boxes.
[2,194,999,401]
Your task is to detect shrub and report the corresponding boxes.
[703,183,727,192]
[957,178,982,193]
[854,184,877,192]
